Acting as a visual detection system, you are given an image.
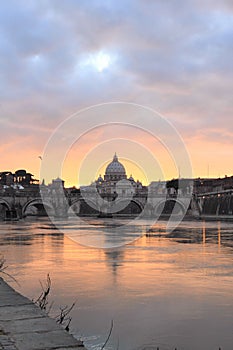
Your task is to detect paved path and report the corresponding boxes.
[0,277,86,350]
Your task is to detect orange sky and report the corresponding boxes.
[45,121,233,187]
[1,120,233,188]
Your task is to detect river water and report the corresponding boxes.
[0,218,233,350]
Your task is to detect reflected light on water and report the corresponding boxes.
[218,221,221,248]
[202,221,206,245]
[1,218,233,350]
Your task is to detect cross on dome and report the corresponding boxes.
[113,152,118,162]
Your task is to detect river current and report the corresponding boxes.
[0,218,233,350]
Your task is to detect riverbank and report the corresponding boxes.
[0,277,86,350]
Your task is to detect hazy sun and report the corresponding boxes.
[81,51,112,72]
[92,52,110,72]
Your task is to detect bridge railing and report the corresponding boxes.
[196,189,233,197]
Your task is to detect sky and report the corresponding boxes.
[0,0,233,186]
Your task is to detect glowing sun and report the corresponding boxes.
[81,51,112,72]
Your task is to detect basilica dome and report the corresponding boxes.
[105,153,126,176]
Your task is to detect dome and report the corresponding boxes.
[105,153,126,175]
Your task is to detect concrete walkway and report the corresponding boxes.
[0,278,86,350]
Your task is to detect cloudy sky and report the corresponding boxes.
[1,0,233,186]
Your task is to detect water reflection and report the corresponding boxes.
[203,221,206,245]
[1,219,233,350]
[104,249,124,281]
[218,221,221,247]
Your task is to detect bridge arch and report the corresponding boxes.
[155,198,186,216]
[112,199,144,215]
[0,198,11,210]
[130,199,144,211]
[22,198,55,216]
[70,198,100,216]
[68,199,81,215]
[69,198,144,216]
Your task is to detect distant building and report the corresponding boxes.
[0,169,39,190]
[166,178,193,195]
[148,181,167,195]
[194,176,233,194]
[81,153,145,197]
[0,172,14,186]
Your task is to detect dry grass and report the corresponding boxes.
[0,255,19,285]
[34,274,51,311]
[34,274,77,334]
[55,302,76,332]
[101,320,114,350]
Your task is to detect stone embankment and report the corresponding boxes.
[0,278,86,350]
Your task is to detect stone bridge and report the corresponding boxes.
[195,189,233,218]
[0,191,54,219]
[0,186,193,220]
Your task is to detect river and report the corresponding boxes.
[0,218,233,350]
